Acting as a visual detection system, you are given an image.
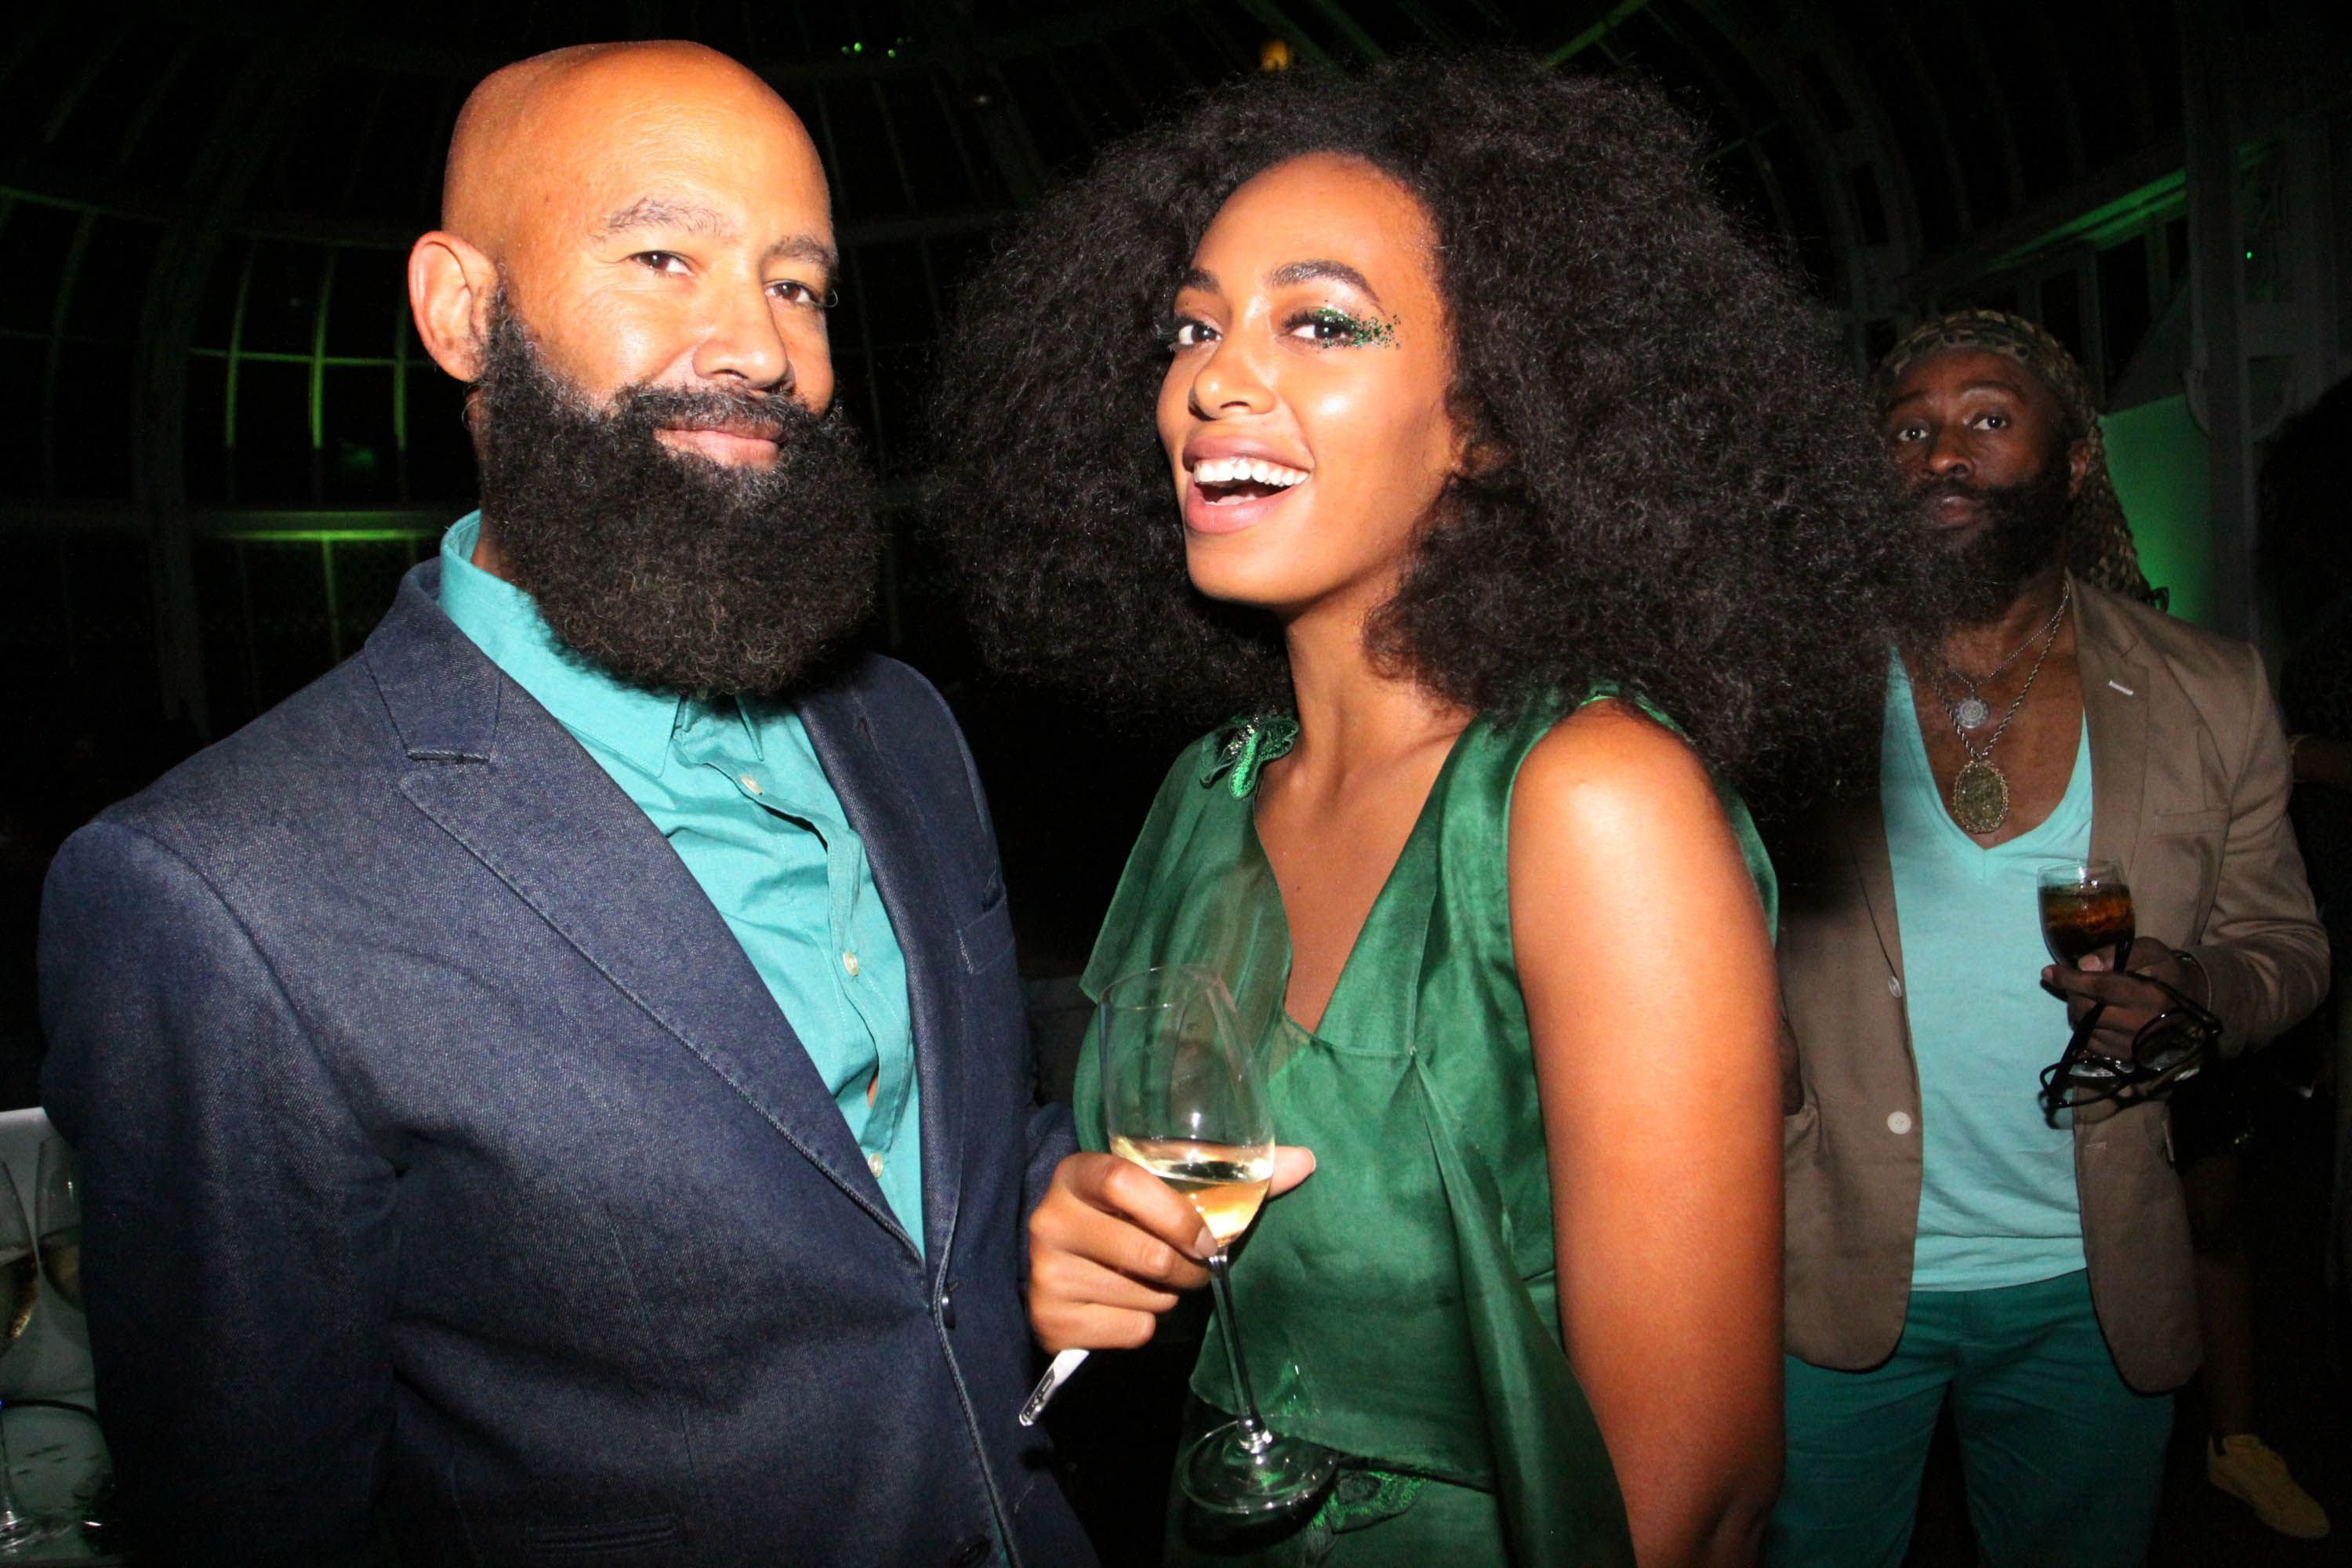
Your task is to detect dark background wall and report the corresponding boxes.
[3,0,2350,1107]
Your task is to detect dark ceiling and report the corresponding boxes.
[2,0,2272,513]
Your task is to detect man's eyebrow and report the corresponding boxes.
[765,234,839,278]
[1884,376,2031,413]
[597,197,739,242]
[1269,259,1380,302]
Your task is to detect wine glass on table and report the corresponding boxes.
[1098,964,1337,1515]
[0,1164,57,1549]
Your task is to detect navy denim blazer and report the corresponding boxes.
[38,562,1093,1568]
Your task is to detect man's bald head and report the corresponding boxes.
[441,42,823,256]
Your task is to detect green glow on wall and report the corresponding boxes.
[222,528,437,544]
[2100,394,2216,629]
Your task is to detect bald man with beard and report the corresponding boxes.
[38,42,1094,1568]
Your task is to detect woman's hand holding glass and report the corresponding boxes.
[1027,1142,1316,1354]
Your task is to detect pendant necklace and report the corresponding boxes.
[1944,582,2071,836]
[1943,589,2070,731]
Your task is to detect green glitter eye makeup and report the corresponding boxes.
[1300,307,1398,348]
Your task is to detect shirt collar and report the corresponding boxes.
[437,512,695,777]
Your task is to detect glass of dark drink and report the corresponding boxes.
[2038,859,2134,968]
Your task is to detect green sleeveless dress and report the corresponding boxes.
[1075,695,1776,1566]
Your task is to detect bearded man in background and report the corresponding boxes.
[38,41,1091,1568]
[1766,310,2328,1567]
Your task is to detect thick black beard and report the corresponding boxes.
[1917,452,2073,626]
[470,300,880,696]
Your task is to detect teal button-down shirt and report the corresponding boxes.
[437,514,922,1250]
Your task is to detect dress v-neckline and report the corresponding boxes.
[1241,724,1477,1040]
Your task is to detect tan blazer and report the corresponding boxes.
[1777,579,2329,1392]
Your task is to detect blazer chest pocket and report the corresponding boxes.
[956,883,1015,974]
[522,1515,684,1561]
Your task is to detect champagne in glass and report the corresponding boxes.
[1099,964,1336,1515]
[2038,859,2134,968]
[34,1140,81,1315]
[1105,1137,1272,1248]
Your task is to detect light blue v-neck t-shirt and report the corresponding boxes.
[1882,660,2090,1291]
[435,514,924,1251]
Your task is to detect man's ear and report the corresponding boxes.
[409,231,500,382]
[2065,434,2093,499]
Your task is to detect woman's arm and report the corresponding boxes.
[1509,702,1784,1567]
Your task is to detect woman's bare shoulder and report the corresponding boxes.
[1511,697,1723,846]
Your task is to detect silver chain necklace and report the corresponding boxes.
[1943,581,2071,835]
[1944,589,2071,730]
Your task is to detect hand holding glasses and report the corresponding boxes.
[2036,860,2217,1121]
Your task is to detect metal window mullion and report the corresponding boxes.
[1301,0,1388,64]
[842,247,888,463]
[114,44,191,167]
[870,78,922,214]
[40,210,96,498]
[1886,16,1975,239]
[924,74,989,200]
[38,16,131,148]
[393,285,412,504]
[1647,8,1801,249]
[321,537,343,665]
[809,81,851,212]
[1141,20,1214,90]
[235,539,261,719]
[223,238,256,503]
[1089,37,1149,122]
[310,248,339,504]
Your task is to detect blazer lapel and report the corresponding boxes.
[797,675,967,1276]
[1846,793,1908,996]
[365,565,909,1250]
[2075,582,2151,876]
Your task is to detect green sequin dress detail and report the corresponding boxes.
[1076,694,1776,1566]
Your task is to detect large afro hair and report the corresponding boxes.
[924,53,1929,808]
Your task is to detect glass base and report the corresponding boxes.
[0,1507,60,1554]
[1178,1417,1338,1517]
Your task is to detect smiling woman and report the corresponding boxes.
[928,54,1926,810]
[928,52,1935,1568]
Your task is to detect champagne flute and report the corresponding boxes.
[1098,964,1336,1515]
[0,1165,55,1548]
[34,1142,80,1317]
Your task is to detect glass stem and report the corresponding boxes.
[1205,1250,1273,1453]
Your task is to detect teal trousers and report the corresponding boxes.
[1766,1270,2172,1568]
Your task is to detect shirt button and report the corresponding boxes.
[868,1150,886,1178]
[842,951,861,977]
[739,773,762,795]
[1886,1111,1914,1135]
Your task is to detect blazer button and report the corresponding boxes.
[1886,975,1904,998]
[949,1535,993,1566]
[940,1279,958,1330]
[1886,1111,1914,1135]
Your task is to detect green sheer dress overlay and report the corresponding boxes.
[1076,695,1776,1566]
